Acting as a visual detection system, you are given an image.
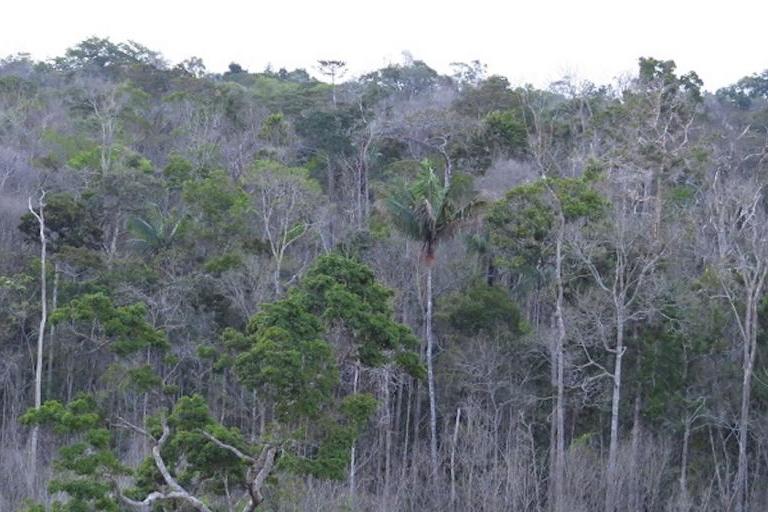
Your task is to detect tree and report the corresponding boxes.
[606,58,702,238]
[24,254,420,511]
[26,190,46,479]
[488,170,604,512]
[569,171,665,512]
[242,160,324,295]
[386,163,476,483]
[317,60,346,108]
[703,168,768,512]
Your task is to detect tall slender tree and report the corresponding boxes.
[386,163,476,483]
[26,190,46,479]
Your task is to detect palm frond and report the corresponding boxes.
[385,164,479,263]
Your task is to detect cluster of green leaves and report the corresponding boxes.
[29,253,422,509]
[225,254,422,477]
[488,171,605,271]
[21,394,256,511]
[129,395,250,498]
[235,292,337,418]
[386,163,477,262]
[233,254,423,417]
[51,292,168,356]
[301,253,422,372]
[21,396,126,512]
[438,284,527,339]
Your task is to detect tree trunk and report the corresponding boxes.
[605,309,625,512]
[410,379,422,484]
[552,234,567,512]
[46,262,59,396]
[28,192,47,480]
[450,407,461,508]
[349,364,359,499]
[679,417,691,511]
[735,293,758,512]
[426,265,439,485]
[629,393,642,511]
[383,369,392,506]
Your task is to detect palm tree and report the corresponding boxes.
[386,162,476,483]
[127,208,185,255]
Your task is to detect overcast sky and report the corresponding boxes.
[3,0,767,90]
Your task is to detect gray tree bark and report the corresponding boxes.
[426,266,439,485]
[27,191,46,480]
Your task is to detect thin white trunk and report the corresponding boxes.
[426,266,439,484]
[735,292,758,512]
[450,407,461,508]
[629,393,642,511]
[552,232,567,512]
[605,308,625,512]
[349,364,359,498]
[679,418,691,510]
[383,369,392,505]
[46,263,59,395]
[28,192,47,478]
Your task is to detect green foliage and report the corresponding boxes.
[386,163,477,262]
[453,75,523,118]
[301,254,422,373]
[18,193,103,252]
[126,365,162,393]
[236,296,337,418]
[340,393,378,425]
[281,393,376,481]
[21,396,126,512]
[295,110,354,159]
[182,169,248,238]
[230,254,421,478]
[483,109,528,157]
[51,292,168,355]
[21,395,101,434]
[638,57,703,102]
[438,284,526,338]
[161,395,249,483]
[488,173,604,270]
[362,60,441,100]
[127,209,186,255]
[162,154,197,187]
[203,252,243,274]
[718,69,768,109]
[54,37,164,73]
[247,158,321,191]
[260,112,292,145]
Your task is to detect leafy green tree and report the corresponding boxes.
[25,254,419,511]
[51,292,168,356]
[438,283,525,339]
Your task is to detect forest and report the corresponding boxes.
[2,37,768,512]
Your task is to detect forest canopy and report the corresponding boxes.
[3,38,768,512]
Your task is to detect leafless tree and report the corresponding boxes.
[570,170,665,512]
[701,165,768,512]
[26,190,46,480]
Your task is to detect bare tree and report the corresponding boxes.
[703,167,768,512]
[571,171,664,512]
[243,161,324,295]
[26,190,46,478]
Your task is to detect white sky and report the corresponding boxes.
[2,0,767,91]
